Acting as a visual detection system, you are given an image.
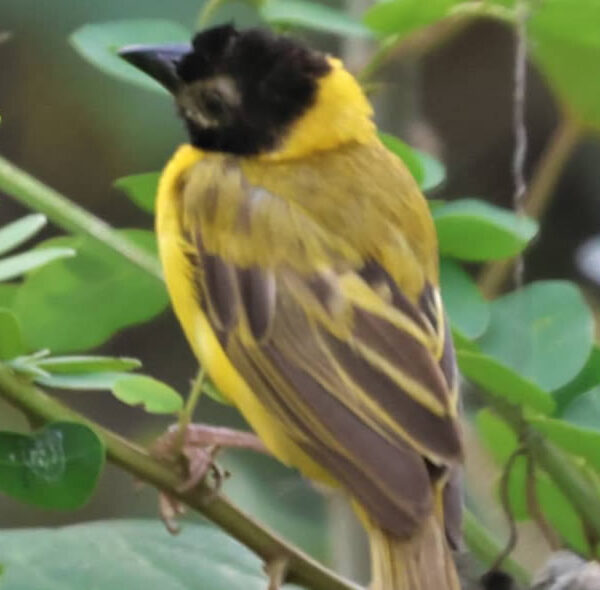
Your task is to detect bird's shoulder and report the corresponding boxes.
[173,139,437,300]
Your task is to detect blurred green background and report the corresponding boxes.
[1,0,599,582]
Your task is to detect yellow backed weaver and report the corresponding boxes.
[121,25,463,590]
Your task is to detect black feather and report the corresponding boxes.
[175,26,331,155]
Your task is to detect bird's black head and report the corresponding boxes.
[119,25,331,155]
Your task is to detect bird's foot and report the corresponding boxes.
[152,423,268,533]
[265,557,289,590]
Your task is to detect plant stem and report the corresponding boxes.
[0,363,360,590]
[479,115,582,297]
[482,395,600,547]
[175,367,205,451]
[0,155,163,281]
[462,508,530,585]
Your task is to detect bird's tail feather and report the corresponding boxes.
[367,512,461,590]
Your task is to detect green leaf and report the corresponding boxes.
[418,149,446,192]
[477,281,595,391]
[36,355,141,374]
[70,20,191,93]
[13,230,168,353]
[379,132,446,191]
[260,0,372,38]
[553,346,600,412]
[0,520,303,590]
[451,329,480,353]
[0,247,75,282]
[0,309,25,360]
[530,1,600,130]
[476,408,518,466]
[536,473,590,555]
[34,372,134,391]
[562,387,600,433]
[440,259,489,340]
[112,375,183,414]
[458,351,554,414]
[0,214,46,257]
[531,415,600,472]
[432,199,538,261]
[364,0,456,37]
[114,172,160,214]
[0,284,18,308]
[0,422,104,510]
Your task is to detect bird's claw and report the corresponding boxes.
[153,425,231,532]
[265,556,289,590]
[153,422,267,532]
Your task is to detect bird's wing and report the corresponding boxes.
[179,149,461,537]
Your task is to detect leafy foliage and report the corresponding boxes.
[9,230,168,353]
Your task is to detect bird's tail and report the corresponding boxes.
[367,511,461,590]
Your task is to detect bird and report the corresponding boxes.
[120,24,463,590]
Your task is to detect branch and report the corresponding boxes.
[0,363,360,590]
[479,115,583,297]
[0,155,163,281]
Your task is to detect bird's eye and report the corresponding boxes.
[202,89,226,117]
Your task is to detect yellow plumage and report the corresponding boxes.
[145,35,462,590]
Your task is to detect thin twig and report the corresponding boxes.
[174,367,206,452]
[478,115,582,297]
[525,451,561,550]
[511,0,530,290]
[490,446,527,572]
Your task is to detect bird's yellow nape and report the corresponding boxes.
[261,57,376,162]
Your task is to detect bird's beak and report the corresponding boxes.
[118,43,190,93]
